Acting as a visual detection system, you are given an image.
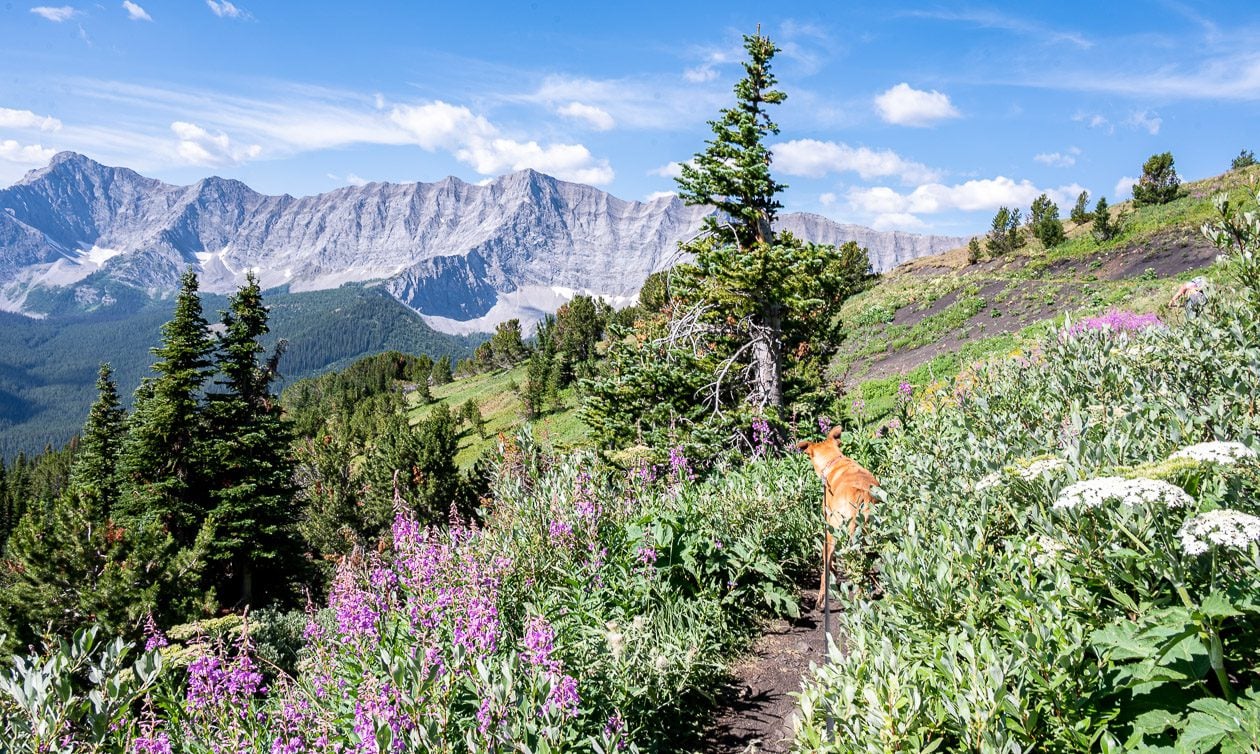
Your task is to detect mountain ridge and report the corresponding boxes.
[1,152,968,332]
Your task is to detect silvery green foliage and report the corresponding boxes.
[0,627,162,753]
[793,190,1260,751]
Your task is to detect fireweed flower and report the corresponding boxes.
[1066,309,1165,336]
[544,674,580,719]
[751,417,773,456]
[523,616,561,674]
[1053,477,1193,511]
[636,546,658,566]
[1178,510,1260,555]
[143,613,168,651]
[668,446,695,482]
[573,469,600,518]
[548,518,575,545]
[1170,441,1258,465]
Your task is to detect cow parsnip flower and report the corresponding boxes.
[1169,441,1258,465]
[1178,509,1260,555]
[1053,477,1193,511]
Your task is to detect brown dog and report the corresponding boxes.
[797,426,879,608]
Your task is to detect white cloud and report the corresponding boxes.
[205,0,246,19]
[1034,148,1079,168]
[773,139,940,184]
[645,191,676,202]
[121,1,151,21]
[30,5,78,22]
[872,212,927,231]
[521,74,725,131]
[346,173,368,187]
[0,139,57,164]
[819,192,837,206]
[1072,112,1112,132]
[170,121,262,166]
[389,101,494,151]
[555,102,614,131]
[390,101,613,184]
[649,161,686,179]
[373,93,386,110]
[684,65,719,83]
[0,107,62,131]
[848,176,1086,215]
[874,83,961,127]
[1128,110,1162,135]
[1114,176,1137,199]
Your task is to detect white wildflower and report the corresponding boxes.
[1169,441,1258,465]
[631,615,646,632]
[653,654,669,672]
[1053,477,1193,511]
[1178,510,1260,555]
[605,621,625,659]
[1017,458,1067,480]
[1033,535,1068,568]
[975,471,1003,492]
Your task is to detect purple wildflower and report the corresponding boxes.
[544,674,580,719]
[751,417,773,456]
[636,546,658,566]
[1067,309,1165,336]
[668,446,695,482]
[142,614,167,652]
[898,380,914,400]
[817,416,833,434]
[131,731,172,754]
[629,459,658,484]
[523,616,561,674]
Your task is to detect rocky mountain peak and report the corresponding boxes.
[0,153,968,332]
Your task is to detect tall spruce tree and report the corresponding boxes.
[115,270,216,545]
[204,273,302,606]
[70,363,126,511]
[676,31,789,409]
[671,31,867,416]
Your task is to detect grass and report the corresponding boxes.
[826,166,1259,395]
[406,365,589,467]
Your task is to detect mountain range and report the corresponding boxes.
[1,152,966,333]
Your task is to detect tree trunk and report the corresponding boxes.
[749,304,783,409]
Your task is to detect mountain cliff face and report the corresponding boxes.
[0,153,966,332]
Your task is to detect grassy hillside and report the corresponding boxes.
[830,166,1258,419]
[407,364,588,467]
[0,284,478,461]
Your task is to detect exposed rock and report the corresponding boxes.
[0,153,966,332]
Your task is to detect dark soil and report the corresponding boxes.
[700,591,837,753]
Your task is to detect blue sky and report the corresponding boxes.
[1,1,1258,235]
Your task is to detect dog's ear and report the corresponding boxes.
[827,426,844,441]
[795,440,810,451]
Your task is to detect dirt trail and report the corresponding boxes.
[699,592,836,753]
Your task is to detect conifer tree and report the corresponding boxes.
[431,355,453,385]
[204,273,302,606]
[1030,194,1066,248]
[1132,152,1183,206]
[1070,190,1092,224]
[70,363,126,511]
[363,404,465,528]
[672,30,862,413]
[115,270,216,546]
[1092,196,1120,242]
